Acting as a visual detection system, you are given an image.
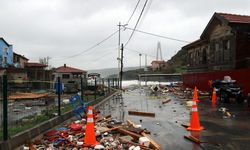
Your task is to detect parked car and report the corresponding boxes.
[210,77,244,103]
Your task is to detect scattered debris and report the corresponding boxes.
[23,112,160,150]
[162,98,171,104]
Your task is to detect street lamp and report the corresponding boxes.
[139,53,142,71]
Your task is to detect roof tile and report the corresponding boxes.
[218,13,250,24]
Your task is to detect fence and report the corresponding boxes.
[183,68,250,96]
[0,75,120,141]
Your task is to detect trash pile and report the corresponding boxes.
[21,106,160,150]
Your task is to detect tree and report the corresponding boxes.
[39,56,51,69]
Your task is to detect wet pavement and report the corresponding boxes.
[96,86,250,150]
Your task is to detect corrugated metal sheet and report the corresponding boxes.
[183,68,250,96]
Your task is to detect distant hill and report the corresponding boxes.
[88,66,139,78]
[88,49,187,80]
[166,48,187,73]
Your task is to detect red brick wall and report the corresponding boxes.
[183,68,250,96]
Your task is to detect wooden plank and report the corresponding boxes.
[141,132,161,150]
[128,111,155,117]
[127,119,161,150]
[100,126,120,134]
[162,99,171,104]
[184,135,200,144]
[127,126,144,134]
[116,128,142,140]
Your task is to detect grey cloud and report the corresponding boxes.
[1,0,250,70]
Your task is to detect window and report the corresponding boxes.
[223,40,230,50]
[17,57,20,63]
[4,48,8,55]
[202,48,207,64]
[215,43,219,51]
[247,32,250,40]
[4,56,7,64]
[62,74,70,79]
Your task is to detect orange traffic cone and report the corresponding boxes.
[84,106,99,146]
[193,86,199,102]
[187,99,204,131]
[212,88,217,105]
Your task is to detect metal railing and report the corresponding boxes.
[0,75,120,141]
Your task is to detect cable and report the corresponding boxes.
[52,30,119,61]
[124,27,191,43]
[92,48,116,61]
[125,48,155,59]
[126,0,141,24]
[124,0,149,47]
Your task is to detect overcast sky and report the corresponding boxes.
[1,0,250,70]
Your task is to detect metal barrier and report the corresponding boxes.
[0,75,119,141]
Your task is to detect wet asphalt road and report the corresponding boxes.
[97,87,250,150]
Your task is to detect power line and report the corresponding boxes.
[124,27,191,43]
[125,47,155,59]
[126,0,141,24]
[124,0,149,47]
[52,30,119,61]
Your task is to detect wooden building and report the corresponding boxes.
[182,12,250,72]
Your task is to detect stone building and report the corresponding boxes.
[182,12,250,72]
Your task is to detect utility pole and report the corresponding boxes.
[120,43,124,90]
[117,22,121,81]
[139,53,142,71]
[145,54,148,86]
[144,54,148,71]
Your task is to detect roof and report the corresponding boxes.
[25,62,47,68]
[218,13,250,24]
[201,12,250,39]
[55,65,86,73]
[182,39,208,50]
[0,37,11,47]
[13,52,29,60]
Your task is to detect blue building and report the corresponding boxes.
[0,37,13,68]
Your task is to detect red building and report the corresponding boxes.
[182,12,250,95]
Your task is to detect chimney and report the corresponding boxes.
[64,64,66,67]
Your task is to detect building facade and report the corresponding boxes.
[0,37,13,68]
[25,62,52,89]
[13,52,29,68]
[53,64,87,93]
[183,13,250,72]
[151,60,166,71]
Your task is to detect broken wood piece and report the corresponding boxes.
[184,135,200,144]
[184,135,220,146]
[100,126,120,135]
[141,132,161,150]
[127,126,144,134]
[128,111,155,117]
[181,123,190,128]
[225,111,231,117]
[162,99,171,104]
[127,119,137,127]
[117,128,142,140]
[127,119,160,149]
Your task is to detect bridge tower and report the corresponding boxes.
[156,41,163,61]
